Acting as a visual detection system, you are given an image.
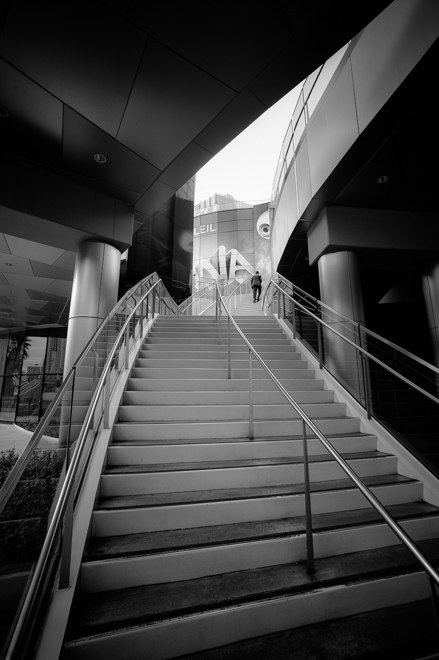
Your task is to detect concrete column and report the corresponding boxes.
[422,261,439,368]
[63,240,121,377]
[318,251,365,399]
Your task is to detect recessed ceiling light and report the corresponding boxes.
[0,105,9,118]
[377,175,389,184]
[94,153,107,164]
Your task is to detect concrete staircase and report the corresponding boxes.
[61,315,439,659]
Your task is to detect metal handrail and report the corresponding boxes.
[266,279,439,408]
[1,275,178,660]
[214,279,439,621]
[0,273,160,517]
[179,282,216,315]
[273,274,439,376]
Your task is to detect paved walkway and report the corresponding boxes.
[0,423,57,454]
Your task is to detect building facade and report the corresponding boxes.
[193,194,271,293]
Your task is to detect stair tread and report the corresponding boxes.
[109,432,376,447]
[113,415,357,426]
[86,501,439,560]
[66,539,439,639]
[103,450,391,475]
[96,473,415,509]
[158,600,438,660]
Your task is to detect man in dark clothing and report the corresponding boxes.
[251,271,262,302]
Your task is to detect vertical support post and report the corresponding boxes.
[219,304,222,344]
[59,366,76,589]
[152,290,156,318]
[292,300,297,338]
[249,350,254,440]
[227,315,231,379]
[317,318,323,370]
[282,293,286,319]
[59,493,73,589]
[428,576,439,646]
[358,325,372,419]
[302,420,315,574]
[125,324,130,367]
[103,373,111,428]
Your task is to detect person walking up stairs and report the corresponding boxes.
[251,271,262,303]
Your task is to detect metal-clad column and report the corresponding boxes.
[63,240,121,378]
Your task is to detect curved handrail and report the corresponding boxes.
[266,278,439,397]
[0,273,160,517]
[179,282,216,315]
[3,279,166,660]
[214,279,439,589]
[273,274,439,377]
[1,274,179,660]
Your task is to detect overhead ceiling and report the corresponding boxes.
[0,0,392,331]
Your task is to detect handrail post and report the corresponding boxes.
[428,576,439,645]
[358,325,372,419]
[125,323,130,367]
[103,373,111,428]
[249,349,254,439]
[59,366,77,589]
[59,492,74,589]
[302,420,315,574]
[292,299,297,338]
[152,289,156,318]
[218,291,222,344]
[227,315,231,379]
[317,317,323,370]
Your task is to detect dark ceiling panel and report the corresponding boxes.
[0,58,63,166]
[62,107,160,193]
[128,1,292,92]
[117,39,236,170]
[30,262,73,282]
[159,143,212,190]
[0,0,146,136]
[135,180,176,217]
[194,89,267,156]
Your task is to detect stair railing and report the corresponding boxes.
[265,276,439,473]
[0,273,180,660]
[214,280,439,639]
[179,282,217,315]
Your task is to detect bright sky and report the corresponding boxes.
[194,82,303,206]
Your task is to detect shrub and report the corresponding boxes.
[0,447,64,564]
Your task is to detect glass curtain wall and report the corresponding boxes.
[0,331,66,428]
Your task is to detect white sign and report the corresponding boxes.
[194,223,217,236]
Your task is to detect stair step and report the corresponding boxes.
[64,539,439,643]
[85,501,439,560]
[126,378,326,392]
[92,476,423,536]
[122,389,334,406]
[103,450,387,474]
[130,367,315,379]
[107,434,377,465]
[116,402,346,422]
[112,416,361,441]
[98,452,397,496]
[80,511,439,594]
[138,600,438,660]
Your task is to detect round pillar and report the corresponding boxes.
[64,241,121,377]
[318,251,365,399]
